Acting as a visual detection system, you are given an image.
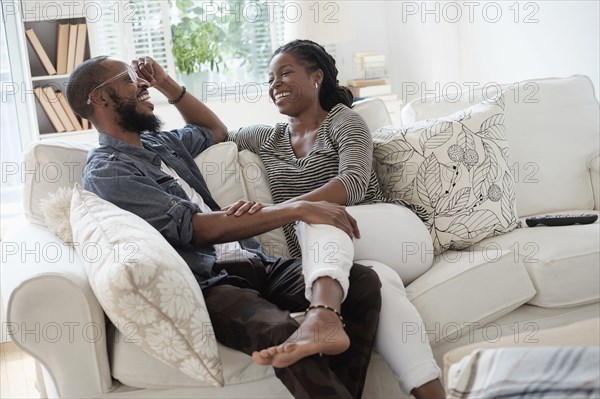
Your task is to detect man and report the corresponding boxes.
[66,55,381,399]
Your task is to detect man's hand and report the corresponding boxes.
[222,200,267,216]
[131,56,166,88]
[131,55,227,142]
[296,201,361,239]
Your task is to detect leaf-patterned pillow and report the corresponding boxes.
[69,184,224,386]
[373,94,520,254]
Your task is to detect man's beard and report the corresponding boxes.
[108,90,163,134]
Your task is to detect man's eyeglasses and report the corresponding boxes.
[86,65,139,105]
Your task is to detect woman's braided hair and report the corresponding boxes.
[272,39,353,111]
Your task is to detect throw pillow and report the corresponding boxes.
[69,184,224,386]
[40,186,74,243]
[373,94,520,254]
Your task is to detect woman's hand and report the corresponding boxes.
[222,200,268,216]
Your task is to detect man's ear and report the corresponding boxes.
[87,89,108,107]
[87,90,101,106]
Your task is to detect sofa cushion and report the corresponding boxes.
[238,149,289,258]
[111,328,272,388]
[194,141,248,208]
[373,94,520,254]
[69,184,223,386]
[23,140,96,226]
[473,212,600,308]
[110,324,396,391]
[401,75,600,217]
[406,246,536,345]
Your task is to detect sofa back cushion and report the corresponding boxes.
[23,140,96,226]
[401,75,600,217]
[353,97,392,132]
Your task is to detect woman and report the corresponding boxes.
[221,40,445,398]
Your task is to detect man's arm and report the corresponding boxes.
[192,200,360,246]
[134,56,228,143]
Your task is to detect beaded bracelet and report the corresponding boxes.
[305,304,345,327]
[168,86,186,104]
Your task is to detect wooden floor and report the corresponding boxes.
[0,342,39,398]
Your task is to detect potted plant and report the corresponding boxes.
[170,0,251,97]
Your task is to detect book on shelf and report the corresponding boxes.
[354,52,388,79]
[25,29,57,76]
[349,84,392,98]
[56,91,83,130]
[74,24,87,68]
[66,24,78,73]
[34,87,65,132]
[347,78,387,88]
[42,86,76,131]
[55,24,70,74]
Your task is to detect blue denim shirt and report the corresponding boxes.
[81,125,269,289]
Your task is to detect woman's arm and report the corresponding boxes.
[286,110,373,206]
[283,179,348,205]
[227,124,274,153]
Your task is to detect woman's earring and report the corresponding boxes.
[315,83,318,88]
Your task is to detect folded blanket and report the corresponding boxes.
[447,346,600,398]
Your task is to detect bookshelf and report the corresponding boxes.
[16,1,96,140]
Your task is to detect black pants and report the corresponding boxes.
[203,257,382,399]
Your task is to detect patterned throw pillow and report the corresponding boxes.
[373,94,520,254]
[69,184,224,386]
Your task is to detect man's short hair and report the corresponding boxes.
[66,55,110,119]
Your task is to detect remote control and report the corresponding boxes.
[525,214,598,227]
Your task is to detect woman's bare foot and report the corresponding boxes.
[251,307,350,368]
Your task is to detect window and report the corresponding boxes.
[89,0,284,101]
[1,3,26,238]
[1,4,23,189]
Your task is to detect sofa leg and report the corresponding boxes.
[34,361,48,399]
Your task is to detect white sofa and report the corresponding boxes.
[2,75,599,398]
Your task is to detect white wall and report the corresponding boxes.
[154,93,286,131]
[336,2,391,84]
[379,0,599,101]
[457,1,600,97]
[151,1,600,127]
[383,1,462,102]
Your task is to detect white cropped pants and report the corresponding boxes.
[296,203,441,393]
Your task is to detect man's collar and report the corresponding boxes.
[98,132,160,165]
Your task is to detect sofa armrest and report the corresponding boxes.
[589,153,600,210]
[1,224,112,398]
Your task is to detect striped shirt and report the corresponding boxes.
[228,104,386,257]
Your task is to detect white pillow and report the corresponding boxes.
[69,184,223,386]
[373,94,520,254]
